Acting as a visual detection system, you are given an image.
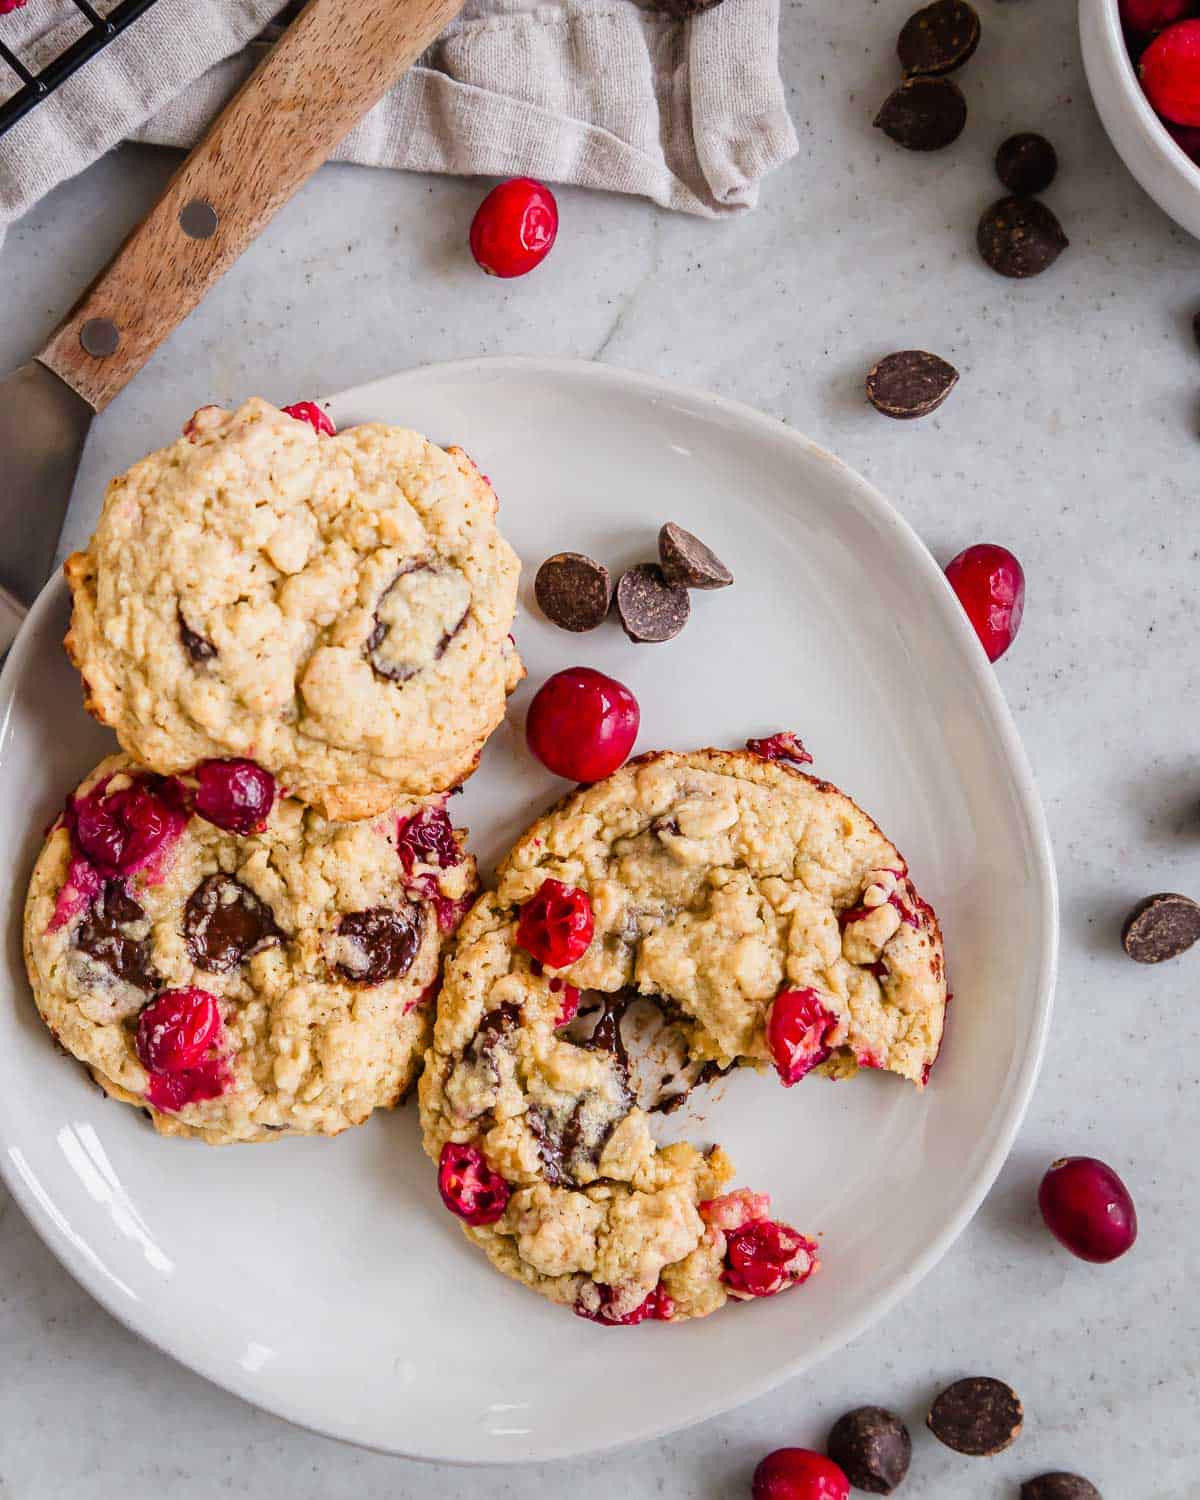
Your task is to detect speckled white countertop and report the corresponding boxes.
[1,0,1196,1495]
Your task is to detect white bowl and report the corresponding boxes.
[1081,0,1200,239]
[0,358,1058,1462]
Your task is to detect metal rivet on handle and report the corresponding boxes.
[179,199,219,239]
[80,318,120,358]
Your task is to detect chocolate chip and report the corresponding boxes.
[534,552,612,632]
[655,0,723,15]
[1192,309,1200,354]
[977,196,1068,278]
[75,881,158,992]
[367,561,471,682]
[334,905,423,985]
[866,351,959,420]
[898,0,981,77]
[874,77,967,151]
[658,523,734,590]
[1021,1475,1103,1500]
[996,132,1058,195]
[927,1376,1023,1456]
[615,564,690,643]
[178,608,216,663]
[183,873,282,973]
[1121,892,1200,963]
[827,1407,912,1494]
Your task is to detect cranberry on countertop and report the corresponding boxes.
[515,879,595,969]
[1038,1156,1138,1263]
[281,401,336,435]
[752,1449,850,1500]
[525,667,640,782]
[437,1141,510,1225]
[944,543,1025,662]
[469,177,559,278]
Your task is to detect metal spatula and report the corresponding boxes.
[0,0,466,656]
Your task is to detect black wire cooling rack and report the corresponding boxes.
[0,0,161,140]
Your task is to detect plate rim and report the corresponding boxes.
[0,354,1059,1465]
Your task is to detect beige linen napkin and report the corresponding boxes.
[0,0,797,252]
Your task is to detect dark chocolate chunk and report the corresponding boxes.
[656,0,724,15]
[874,77,967,152]
[615,564,690,643]
[183,873,283,973]
[1121,892,1200,963]
[898,0,981,77]
[866,351,959,420]
[995,132,1058,195]
[334,905,423,985]
[178,609,216,663]
[1021,1476,1103,1500]
[367,561,470,682]
[75,881,158,992]
[1192,309,1200,354]
[927,1376,1023,1456]
[977,196,1068,278]
[827,1407,912,1494]
[534,552,612,632]
[658,522,733,590]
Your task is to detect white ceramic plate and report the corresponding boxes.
[0,358,1057,1463]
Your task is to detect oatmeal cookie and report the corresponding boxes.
[419,748,946,1322]
[64,400,523,819]
[24,754,476,1144]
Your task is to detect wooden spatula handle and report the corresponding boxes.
[39,0,464,412]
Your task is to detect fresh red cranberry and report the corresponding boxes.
[575,1283,674,1325]
[745,731,813,767]
[1122,0,1195,35]
[0,0,29,13]
[281,401,336,436]
[724,1218,819,1299]
[944,543,1025,662]
[68,777,186,879]
[767,988,837,1086]
[136,988,222,1074]
[469,177,559,278]
[548,977,581,1026]
[438,1141,510,1225]
[1142,18,1200,122]
[525,668,640,782]
[516,879,595,968]
[193,759,276,834]
[396,803,460,872]
[752,1449,849,1500]
[1038,1156,1138,1263]
[146,1058,228,1113]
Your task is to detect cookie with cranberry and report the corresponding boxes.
[64,399,523,820]
[24,754,476,1144]
[420,748,945,1321]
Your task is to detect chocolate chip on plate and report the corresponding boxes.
[535,552,612,632]
[874,77,967,151]
[1121,892,1200,963]
[1021,1476,1103,1500]
[977,196,1068,278]
[866,351,959,419]
[898,0,981,77]
[995,132,1058,195]
[658,522,734,590]
[615,563,690,643]
[827,1407,912,1494]
[927,1376,1023,1456]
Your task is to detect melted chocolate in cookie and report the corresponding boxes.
[530,995,635,1186]
[178,608,217,663]
[367,561,471,683]
[183,873,282,972]
[335,905,423,985]
[74,881,158,991]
